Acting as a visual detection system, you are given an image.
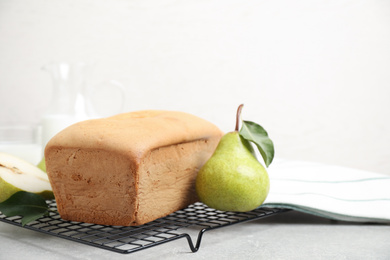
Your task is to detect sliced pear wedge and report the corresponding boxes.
[37,156,46,173]
[0,152,54,202]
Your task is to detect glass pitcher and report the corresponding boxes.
[41,61,125,150]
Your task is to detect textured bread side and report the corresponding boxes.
[136,138,220,225]
[45,110,223,226]
[46,148,138,226]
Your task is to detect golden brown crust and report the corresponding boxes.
[47,110,222,158]
[45,110,223,226]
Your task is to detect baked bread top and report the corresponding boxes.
[45,110,223,160]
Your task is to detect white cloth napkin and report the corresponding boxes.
[262,159,390,223]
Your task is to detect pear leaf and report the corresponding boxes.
[0,191,49,226]
[239,120,274,167]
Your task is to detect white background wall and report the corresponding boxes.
[1,0,389,174]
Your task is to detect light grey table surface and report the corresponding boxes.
[1,210,389,260]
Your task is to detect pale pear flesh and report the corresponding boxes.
[0,152,53,202]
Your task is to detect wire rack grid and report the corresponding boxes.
[0,200,287,254]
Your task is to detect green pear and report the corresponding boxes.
[195,104,271,212]
[0,152,54,202]
[37,156,46,173]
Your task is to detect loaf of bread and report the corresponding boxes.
[45,110,223,226]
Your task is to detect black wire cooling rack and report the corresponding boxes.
[0,200,287,254]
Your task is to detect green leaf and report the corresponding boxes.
[239,120,275,167]
[0,191,49,226]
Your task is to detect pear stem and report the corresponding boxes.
[235,104,244,132]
